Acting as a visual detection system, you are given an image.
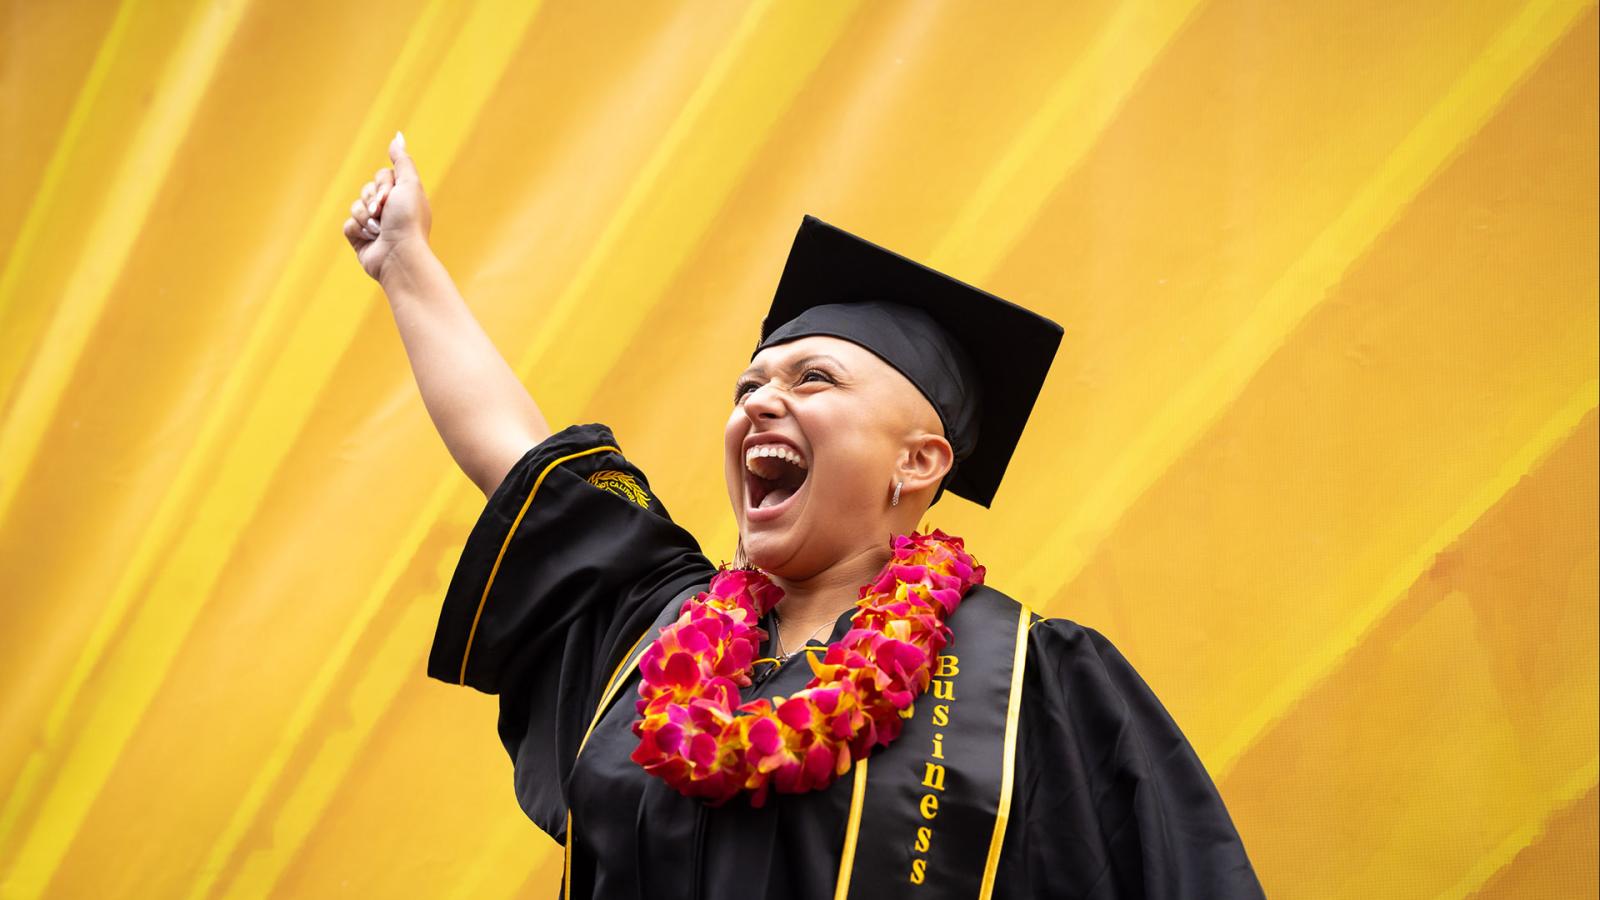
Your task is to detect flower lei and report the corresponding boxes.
[629,529,984,807]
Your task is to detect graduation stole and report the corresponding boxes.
[836,584,1030,898]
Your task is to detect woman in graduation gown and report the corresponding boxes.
[344,135,1266,899]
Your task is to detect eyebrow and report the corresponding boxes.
[735,354,849,382]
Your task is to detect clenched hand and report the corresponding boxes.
[343,131,432,283]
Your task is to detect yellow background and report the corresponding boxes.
[1,0,1596,897]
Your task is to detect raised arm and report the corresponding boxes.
[342,133,551,496]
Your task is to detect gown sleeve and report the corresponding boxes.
[1002,618,1266,899]
[427,422,716,839]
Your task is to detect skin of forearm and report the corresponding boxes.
[378,240,552,496]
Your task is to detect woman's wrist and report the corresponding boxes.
[376,236,443,301]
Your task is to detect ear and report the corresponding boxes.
[896,432,954,495]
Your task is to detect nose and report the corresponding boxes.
[741,380,788,421]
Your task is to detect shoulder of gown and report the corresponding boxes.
[428,422,717,838]
[996,614,1267,899]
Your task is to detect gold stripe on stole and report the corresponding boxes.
[978,603,1032,898]
[564,809,574,900]
[832,756,870,900]
[458,444,621,684]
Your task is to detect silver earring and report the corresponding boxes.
[892,480,903,507]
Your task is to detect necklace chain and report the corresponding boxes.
[770,609,837,661]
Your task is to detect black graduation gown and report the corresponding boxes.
[428,423,1267,899]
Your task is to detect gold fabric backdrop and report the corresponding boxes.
[1,0,1595,896]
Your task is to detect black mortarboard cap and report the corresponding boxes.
[753,215,1063,508]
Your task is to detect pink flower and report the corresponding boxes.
[776,697,814,731]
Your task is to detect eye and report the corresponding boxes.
[733,368,834,404]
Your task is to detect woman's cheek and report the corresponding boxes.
[811,449,870,513]
[723,416,747,510]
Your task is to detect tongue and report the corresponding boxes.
[758,486,795,509]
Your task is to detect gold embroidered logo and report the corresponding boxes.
[586,469,651,508]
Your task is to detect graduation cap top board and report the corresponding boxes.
[754,215,1064,508]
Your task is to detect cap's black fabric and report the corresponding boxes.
[754,215,1063,508]
[758,300,982,500]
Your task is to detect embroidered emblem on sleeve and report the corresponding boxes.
[586,469,651,508]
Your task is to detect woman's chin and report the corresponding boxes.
[741,531,787,570]
[740,525,810,575]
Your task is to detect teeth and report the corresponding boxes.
[744,442,807,475]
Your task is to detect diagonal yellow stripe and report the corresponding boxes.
[0,0,254,864]
[219,597,446,900]
[443,811,553,900]
[1212,381,1598,780]
[926,0,1207,277]
[182,477,471,899]
[0,0,138,330]
[1434,759,1598,899]
[701,0,1205,562]
[508,0,860,430]
[1,2,1589,895]
[0,0,544,891]
[0,0,250,526]
[205,5,869,893]
[1007,0,1598,607]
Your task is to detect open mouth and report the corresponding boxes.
[743,441,810,522]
